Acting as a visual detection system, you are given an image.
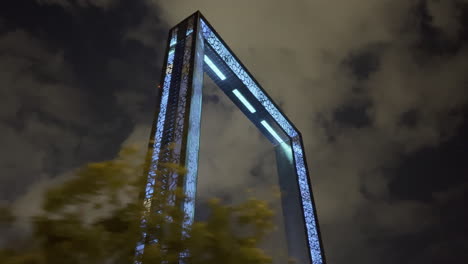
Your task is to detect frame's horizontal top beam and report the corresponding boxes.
[199,17,300,140]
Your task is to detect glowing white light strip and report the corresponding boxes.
[204,55,226,80]
[233,89,256,113]
[280,141,293,162]
[261,120,283,143]
[170,38,177,47]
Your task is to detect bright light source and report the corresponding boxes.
[204,55,226,80]
[233,89,256,113]
[170,38,177,47]
[280,142,293,162]
[186,28,193,36]
[261,120,283,143]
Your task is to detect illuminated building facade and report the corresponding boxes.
[137,11,326,264]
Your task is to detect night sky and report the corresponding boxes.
[1,1,468,263]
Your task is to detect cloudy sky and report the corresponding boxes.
[1,0,468,263]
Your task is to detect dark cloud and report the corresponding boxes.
[36,0,119,10]
[0,1,164,202]
[0,29,88,200]
[333,102,372,129]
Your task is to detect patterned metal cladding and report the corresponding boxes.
[135,28,178,258]
[292,137,324,264]
[137,17,198,257]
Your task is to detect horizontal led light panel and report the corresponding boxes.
[204,55,226,80]
[232,89,256,113]
[261,120,283,143]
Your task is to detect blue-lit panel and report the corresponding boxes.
[136,29,178,258]
[183,27,204,228]
[168,29,195,208]
[146,45,176,200]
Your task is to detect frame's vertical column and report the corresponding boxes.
[182,13,204,227]
[136,12,202,260]
[292,135,326,264]
[135,26,178,259]
[160,17,192,199]
[153,13,198,211]
[275,140,310,264]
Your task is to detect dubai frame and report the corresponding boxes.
[137,11,326,264]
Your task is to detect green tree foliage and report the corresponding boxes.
[1,146,274,264]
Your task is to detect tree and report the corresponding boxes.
[0,145,274,264]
